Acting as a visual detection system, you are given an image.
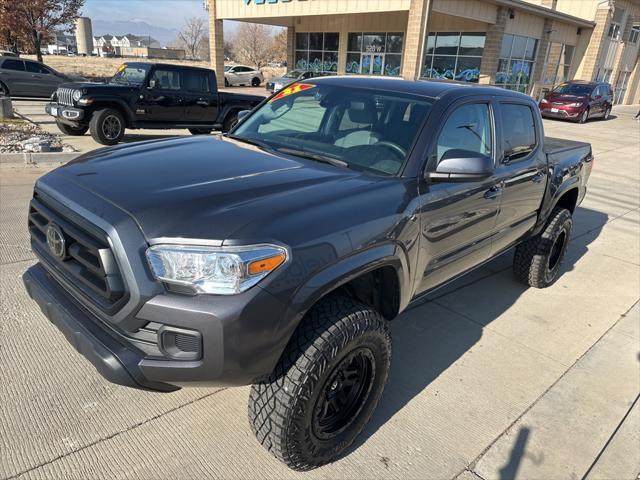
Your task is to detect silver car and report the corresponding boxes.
[265,70,325,93]
[0,56,84,98]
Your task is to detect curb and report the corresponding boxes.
[0,152,82,165]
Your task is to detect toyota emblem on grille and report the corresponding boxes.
[46,223,66,260]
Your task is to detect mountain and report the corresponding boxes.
[91,19,183,46]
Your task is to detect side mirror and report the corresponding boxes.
[237,110,251,123]
[427,149,494,182]
[147,79,156,90]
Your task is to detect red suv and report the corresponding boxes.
[539,81,613,123]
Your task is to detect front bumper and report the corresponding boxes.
[23,259,290,392]
[45,102,84,122]
[539,104,584,120]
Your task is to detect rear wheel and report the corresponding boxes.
[188,128,212,135]
[513,208,573,288]
[0,82,8,96]
[56,121,88,136]
[251,77,261,87]
[222,112,238,133]
[248,296,392,471]
[89,108,125,146]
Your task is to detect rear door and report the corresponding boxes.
[414,98,502,294]
[24,61,62,97]
[491,100,548,255]
[142,66,184,122]
[183,69,218,123]
[0,58,28,95]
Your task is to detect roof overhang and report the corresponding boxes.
[492,0,596,28]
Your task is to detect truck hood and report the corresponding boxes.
[47,136,370,241]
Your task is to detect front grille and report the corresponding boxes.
[56,87,75,106]
[28,192,126,313]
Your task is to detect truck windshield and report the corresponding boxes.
[231,83,432,176]
[110,64,151,85]
[552,83,594,96]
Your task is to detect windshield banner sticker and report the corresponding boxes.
[270,83,316,102]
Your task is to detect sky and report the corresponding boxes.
[82,0,211,31]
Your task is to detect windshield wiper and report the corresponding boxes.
[227,134,272,151]
[275,147,348,168]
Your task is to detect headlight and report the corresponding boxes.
[540,98,548,104]
[145,244,288,295]
[72,89,82,102]
[567,102,583,107]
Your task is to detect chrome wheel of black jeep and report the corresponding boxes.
[312,348,375,440]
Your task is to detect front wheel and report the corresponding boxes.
[602,107,611,120]
[224,78,230,87]
[89,108,125,145]
[579,108,589,124]
[248,296,392,471]
[513,207,573,288]
[56,121,88,136]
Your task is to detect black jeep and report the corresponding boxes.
[45,62,264,145]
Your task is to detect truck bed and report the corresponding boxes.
[544,136,591,155]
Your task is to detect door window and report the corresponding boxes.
[184,70,210,93]
[2,59,25,71]
[435,103,492,162]
[25,62,52,74]
[151,69,181,90]
[500,104,536,162]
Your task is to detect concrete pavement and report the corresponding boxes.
[0,106,638,480]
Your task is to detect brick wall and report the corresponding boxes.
[579,6,611,80]
[402,0,431,79]
[530,18,553,99]
[479,7,508,84]
[207,0,226,88]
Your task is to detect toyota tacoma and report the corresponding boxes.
[23,77,592,470]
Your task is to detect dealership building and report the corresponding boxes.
[207,0,640,105]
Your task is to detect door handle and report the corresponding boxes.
[484,185,502,200]
[196,99,208,106]
[532,171,545,183]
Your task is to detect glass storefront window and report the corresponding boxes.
[495,33,538,93]
[295,32,339,73]
[542,42,574,91]
[422,32,485,83]
[346,32,404,76]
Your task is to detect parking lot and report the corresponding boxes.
[1,106,639,479]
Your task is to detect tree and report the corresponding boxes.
[178,16,207,60]
[231,23,275,69]
[272,28,287,64]
[6,0,84,62]
[0,0,29,53]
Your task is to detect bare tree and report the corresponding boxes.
[178,16,207,60]
[231,23,275,68]
[272,28,287,64]
[8,0,84,62]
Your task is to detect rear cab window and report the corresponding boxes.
[500,103,537,162]
[184,69,211,93]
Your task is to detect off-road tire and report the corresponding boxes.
[222,112,238,132]
[188,128,212,135]
[513,207,572,288]
[248,295,392,471]
[56,121,88,136]
[89,108,125,145]
[251,77,261,87]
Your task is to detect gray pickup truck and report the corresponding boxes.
[23,77,592,470]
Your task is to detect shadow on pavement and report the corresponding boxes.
[352,206,608,456]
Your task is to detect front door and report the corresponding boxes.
[361,54,384,75]
[491,101,547,255]
[141,67,184,122]
[414,100,501,295]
